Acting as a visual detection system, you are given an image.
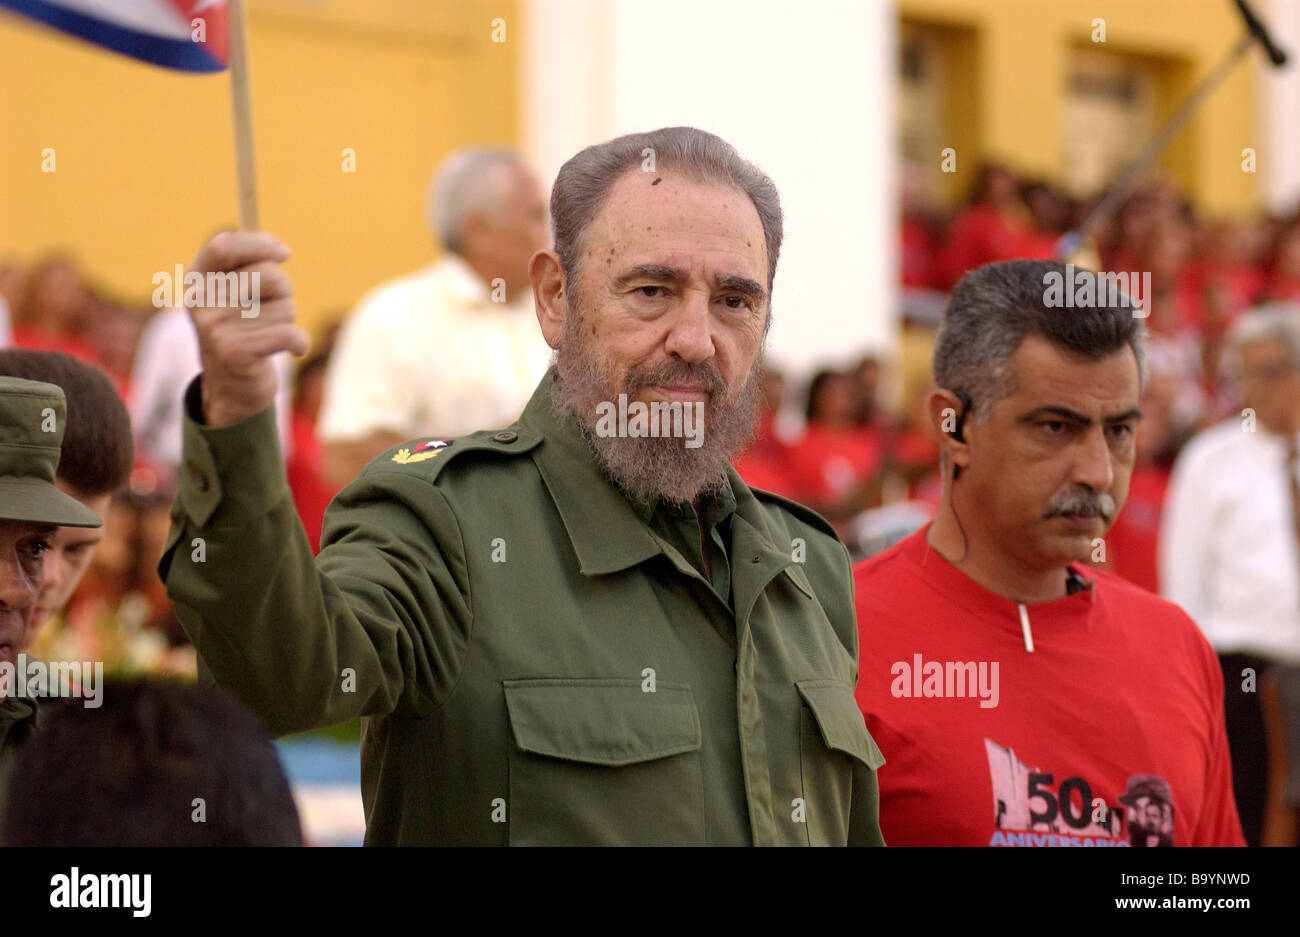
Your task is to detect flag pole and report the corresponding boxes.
[228,0,258,230]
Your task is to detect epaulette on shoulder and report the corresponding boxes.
[365,426,542,482]
[748,485,840,542]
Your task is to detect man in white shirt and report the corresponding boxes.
[1161,303,1300,845]
[0,294,12,350]
[317,147,551,487]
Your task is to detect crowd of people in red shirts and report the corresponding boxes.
[735,163,1300,590]
[5,164,1300,617]
[0,257,339,639]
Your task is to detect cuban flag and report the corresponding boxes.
[0,0,228,71]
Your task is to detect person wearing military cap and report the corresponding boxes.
[0,376,102,828]
[162,126,886,845]
[1119,775,1177,847]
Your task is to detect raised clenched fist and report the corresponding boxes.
[186,231,311,428]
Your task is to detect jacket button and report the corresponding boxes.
[493,431,518,443]
[188,464,209,492]
[751,554,761,564]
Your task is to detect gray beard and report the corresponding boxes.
[550,307,763,506]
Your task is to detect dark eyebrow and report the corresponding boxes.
[1104,408,1143,424]
[1019,405,1090,425]
[611,265,767,303]
[714,273,767,303]
[1019,405,1142,425]
[611,264,688,289]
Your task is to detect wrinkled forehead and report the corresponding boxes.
[1004,334,1141,412]
[581,169,767,278]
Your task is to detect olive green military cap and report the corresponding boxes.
[0,377,102,528]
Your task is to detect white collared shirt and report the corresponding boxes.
[317,254,551,443]
[1160,419,1300,663]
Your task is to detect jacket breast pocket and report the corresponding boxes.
[503,678,705,845]
[797,680,885,846]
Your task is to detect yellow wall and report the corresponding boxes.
[0,0,517,343]
[898,0,1257,216]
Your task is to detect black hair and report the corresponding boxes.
[805,368,850,424]
[0,349,133,496]
[2,679,302,846]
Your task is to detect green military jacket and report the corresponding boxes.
[160,372,885,845]
[0,695,44,833]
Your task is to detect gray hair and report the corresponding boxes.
[1223,302,1300,377]
[426,147,523,252]
[549,126,783,298]
[933,259,1147,422]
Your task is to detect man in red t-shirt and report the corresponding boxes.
[854,259,1244,846]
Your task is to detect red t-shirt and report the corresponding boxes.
[1104,464,1170,594]
[787,424,884,504]
[900,217,939,289]
[732,447,800,500]
[733,412,802,499]
[853,526,1244,847]
[935,205,1031,290]
[1265,273,1300,304]
[11,324,97,365]
[286,410,339,554]
[1016,229,1062,261]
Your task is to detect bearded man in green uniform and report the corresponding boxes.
[162,126,886,845]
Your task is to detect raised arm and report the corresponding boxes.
[159,232,471,736]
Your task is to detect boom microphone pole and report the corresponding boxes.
[1057,0,1290,266]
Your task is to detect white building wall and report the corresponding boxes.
[1258,0,1300,215]
[519,0,898,377]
